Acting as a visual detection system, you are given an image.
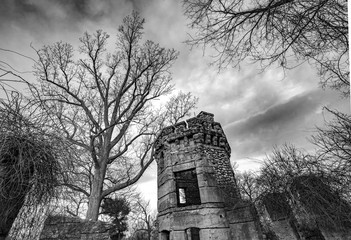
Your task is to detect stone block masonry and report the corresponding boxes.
[154,111,261,240]
[40,215,112,240]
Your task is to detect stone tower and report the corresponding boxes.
[154,112,260,240]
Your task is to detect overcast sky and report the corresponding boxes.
[0,0,349,210]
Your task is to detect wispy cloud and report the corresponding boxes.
[224,88,342,167]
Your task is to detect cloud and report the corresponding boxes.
[175,61,316,127]
[230,91,320,136]
[0,0,46,23]
[223,88,338,167]
[0,0,132,25]
[0,0,137,46]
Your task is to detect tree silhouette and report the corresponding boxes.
[184,0,349,95]
[101,197,131,240]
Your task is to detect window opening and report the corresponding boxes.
[175,169,201,206]
[161,230,170,240]
[185,227,200,240]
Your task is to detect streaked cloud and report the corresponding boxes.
[224,87,345,170]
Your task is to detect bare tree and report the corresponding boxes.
[62,189,89,218]
[184,0,349,95]
[164,91,198,125]
[56,91,197,219]
[311,109,351,199]
[129,197,156,240]
[257,144,351,232]
[258,145,320,192]
[30,11,196,221]
[236,171,259,202]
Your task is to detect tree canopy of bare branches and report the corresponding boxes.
[312,110,351,175]
[165,91,198,125]
[30,11,196,221]
[257,144,351,232]
[128,196,156,240]
[311,110,351,199]
[184,0,349,95]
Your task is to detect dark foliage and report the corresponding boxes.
[101,197,131,240]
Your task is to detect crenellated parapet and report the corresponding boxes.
[154,111,231,158]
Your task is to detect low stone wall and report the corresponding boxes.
[40,215,112,240]
[270,219,298,240]
[226,203,262,240]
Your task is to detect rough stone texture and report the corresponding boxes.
[40,215,112,240]
[154,112,260,240]
[320,230,351,240]
[229,222,260,240]
[270,219,299,240]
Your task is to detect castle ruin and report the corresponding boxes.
[154,112,260,240]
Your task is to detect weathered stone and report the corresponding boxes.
[40,215,112,240]
[172,161,196,172]
[158,180,176,199]
[196,172,217,188]
[270,219,299,240]
[154,112,259,240]
[199,186,222,203]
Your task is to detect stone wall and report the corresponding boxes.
[155,111,261,240]
[320,230,351,240]
[269,219,299,240]
[40,215,112,240]
[203,145,240,206]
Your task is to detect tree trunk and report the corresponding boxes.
[147,222,151,240]
[86,165,105,221]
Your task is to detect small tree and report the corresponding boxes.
[101,197,131,240]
